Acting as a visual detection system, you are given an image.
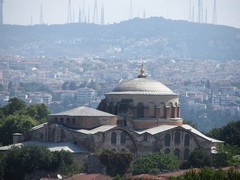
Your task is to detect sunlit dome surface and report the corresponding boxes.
[108,78,176,95]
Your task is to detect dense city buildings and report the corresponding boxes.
[0,55,239,131]
[0,65,223,162]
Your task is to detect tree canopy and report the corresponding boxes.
[207,120,240,147]
[0,97,50,145]
[99,149,134,177]
[0,145,83,180]
[132,152,180,175]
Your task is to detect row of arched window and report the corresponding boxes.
[111,132,127,145]
[54,117,76,125]
[164,132,190,147]
[136,102,178,118]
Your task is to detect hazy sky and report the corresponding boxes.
[3,0,240,28]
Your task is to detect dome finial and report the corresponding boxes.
[138,61,146,78]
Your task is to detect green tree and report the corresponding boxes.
[176,167,240,180]
[27,103,38,119]
[213,143,240,167]
[0,114,37,145]
[187,149,211,168]
[1,97,27,116]
[99,149,133,176]
[207,120,240,148]
[132,152,180,175]
[1,145,84,180]
[35,103,50,122]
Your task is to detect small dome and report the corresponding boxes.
[110,77,175,95]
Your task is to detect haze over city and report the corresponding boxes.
[2,0,240,28]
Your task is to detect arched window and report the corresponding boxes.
[175,131,180,145]
[111,132,117,144]
[72,118,76,125]
[149,102,156,118]
[54,117,58,122]
[169,102,174,118]
[66,117,70,124]
[165,148,170,154]
[184,148,190,160]
[160,103,165,118]
[120,132,126,144]
[144,134,148,141]
[137,102,144,118]
[174,148,180,159]
[60,118,64,123]
[184,134,190,147]
[164,134,171,146]
[108,102,113,114]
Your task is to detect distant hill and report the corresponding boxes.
[0,17,240,60]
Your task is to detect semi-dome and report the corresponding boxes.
[110,77,176,95]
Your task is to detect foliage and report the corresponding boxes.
[207,120,240,148]
[186,149,211,168]
[35,103,50,122]
[0,114,37,145]
[0,97,50,145]
[1,97,27,116]
[175,167,240,180]
[99,149,134,177]
[213,144,240,167]
[0,145,84,180]
[132,152,180,175]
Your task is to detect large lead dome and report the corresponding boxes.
[112,78,175,95]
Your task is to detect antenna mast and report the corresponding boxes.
[129,0,133,19]
[197,0,203,23]
[40,4,43,25]
[0,0,3,25]
[100,4,104,25]
[67,0,72,23]
[93,0,98,24]
[188,0,191,22]
[212,0,217,24]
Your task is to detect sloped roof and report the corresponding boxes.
[181,124,223,143]
[0,141,88,153]
[76,125,117,134]
[135,124,223,143]
[50,106,116,117]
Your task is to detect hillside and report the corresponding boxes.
[0,17,240,59]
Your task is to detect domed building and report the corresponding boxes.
[0,64,222,162]
[98,63,182,129]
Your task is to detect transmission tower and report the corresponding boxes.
[40,4,44,25]
[188,0,192,22]
[78,7,82,23]
[129,0,133,19]
[143,9,146,19]
[197,0,203,23]
[212,0,217,24]
[67,0,72,23]
[192,5,195,22]
[100,4,104,25]
[93,0,98,24]
[205,6,208,23]
[0,0,3,25]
